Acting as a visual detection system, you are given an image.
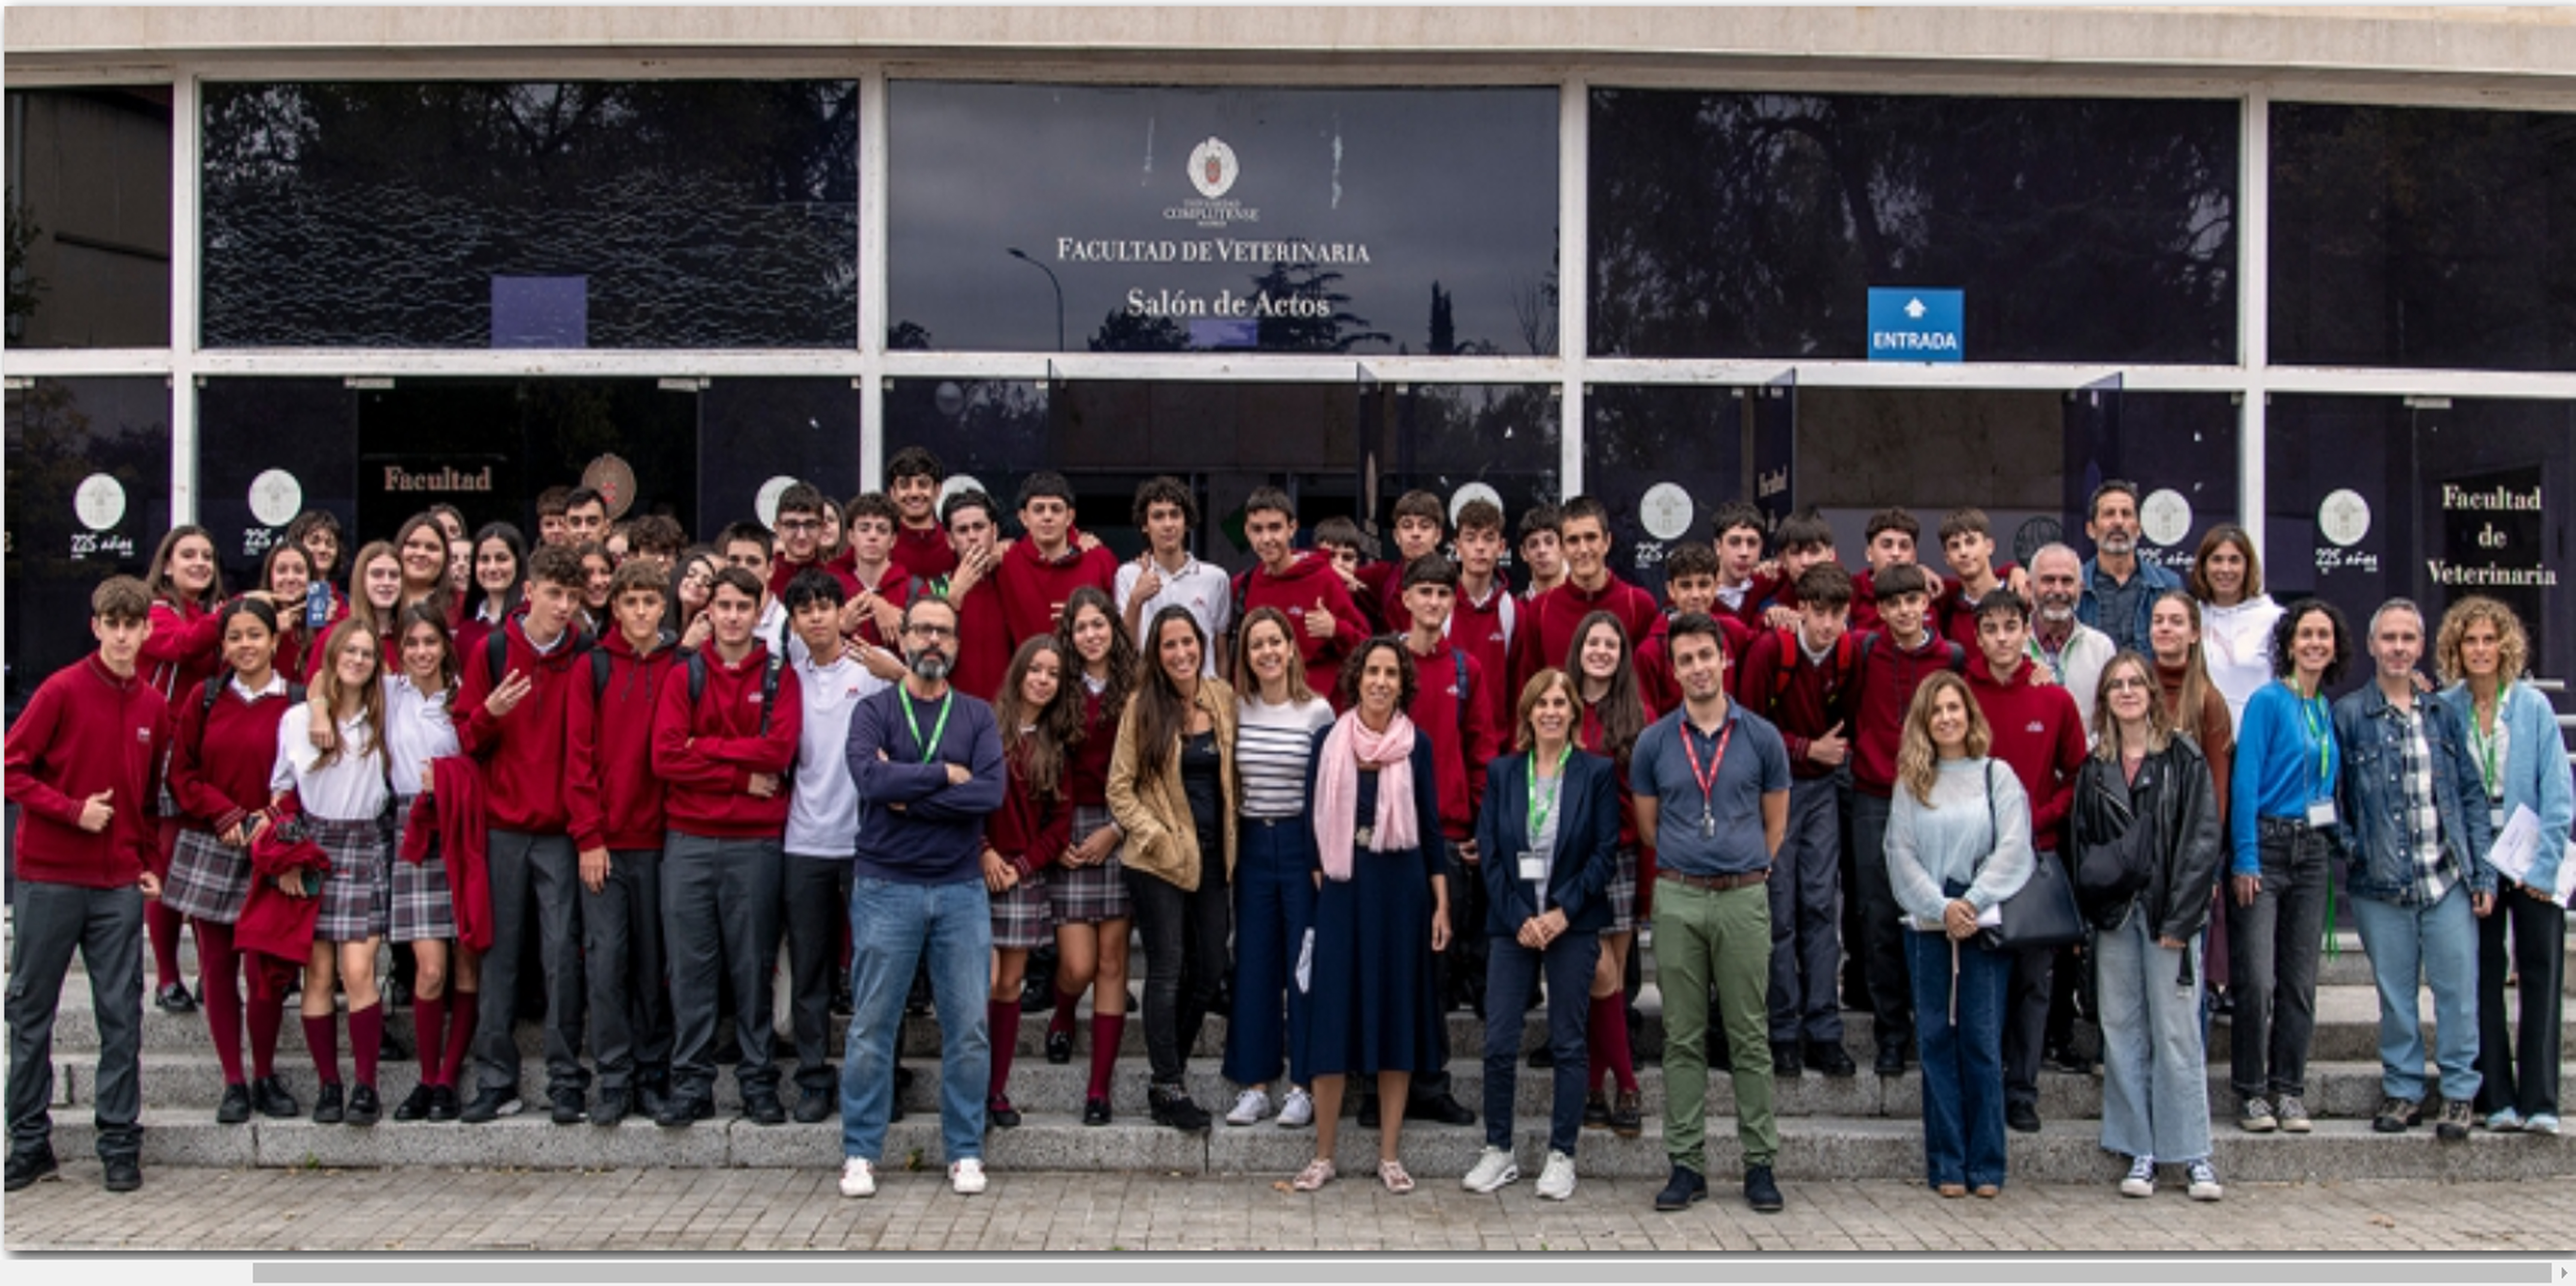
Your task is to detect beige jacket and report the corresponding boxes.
[1104,676,1240,892]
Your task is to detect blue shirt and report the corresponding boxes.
[1629,702,1791,877]
[2228,678,2339,876]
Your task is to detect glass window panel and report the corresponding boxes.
[200,81,858,348]
[699,378,861,532]
[1584,384,1753,597]
[1589,90,2238,363]
[6,378,172,714]
[1360,381,1561,568]
[887,83,1558,355]
[196,378,358,594]
[4,88,173,349]
[2270,104,2576,371]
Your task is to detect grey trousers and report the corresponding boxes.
[2095,902,2213,1163]
[780,852,854,1093]
[663,833,783,1100]
[582,847,670,1093]
[1768,775,1846,1046]
[475,829,589,1098]
[6,879,145,1160]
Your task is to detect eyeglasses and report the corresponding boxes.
[2104,676,2153,693]
[905,623,957,640]
[778,518,821,533]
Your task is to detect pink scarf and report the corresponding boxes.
[1312,710,1419,882]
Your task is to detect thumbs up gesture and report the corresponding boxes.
[78,789,115,834]
[1304,596,1335,641]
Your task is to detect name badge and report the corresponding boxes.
[2306,799,2338,828]
[1517,853,1545,882]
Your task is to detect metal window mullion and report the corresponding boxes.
[1558,74,1588,501]
[2239,86,2270,561]
[858,63,888,490]
[168,66,200,527]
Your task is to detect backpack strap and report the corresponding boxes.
[1944,641,1968,674]
[593,648,614,700]
[485,628,511,687]
[759,652,785,737]
[685,650,708,708]
[1451,648,1472,739]
[201,674,227,717]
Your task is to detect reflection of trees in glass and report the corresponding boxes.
[1590,91,2237,362]
[1371,384,1560,522]
[201,81,858,347]
[1088,308,1188,352]
[5,382,162,583]
[1246,260,1391,353]
[886,380,1049,480]
[5,207,44,343]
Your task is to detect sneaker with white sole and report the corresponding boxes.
[1277,1086,1315,1129]
[2526,1113,2560,1136]
[950,1158,987,1196]
[2484,1107,2523,1132]
[2119,1154,2156,1198]
[2184,1158,2223,1202]
[1461,1145,1519,1193]
[1535,1150,1577,1201]
[1226,1087,1272,1127]
[838,1157,876,1199]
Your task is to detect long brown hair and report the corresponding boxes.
[2091,650,2175,763]
[347,539,403,642]
[310,617,388,772]
[144,524,226,611]
[1129,605,1210,775]
[1566,610,1645,773]
[2149,590,2215,737]
[1229,606,1317,706]
[1054,585,1138,743]
[391,512,457,623]
[996,635,1078,802]
[396,601,459,696]
[1897,671,1993,806]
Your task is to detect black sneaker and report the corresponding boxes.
[393,1084,437,1122]
[155,981,197,1014]
[795,1085,834,1125]
[101,1154,142,1194]
[1873,1043,1908,1077]
[1149,1085,1212,1133]
[217,1083,253,1125]
[636,1075,671,1122]
[592,1088,630,1128]
[1772,1043,1804,1078]
[2005,1100,2042,1134]
[987,1095,1022,1130]
[427,1085,461,1122]
[1045,1027,1075,1065]
[4,1149,59,1193]
[1806,1040,1857,1078]
[743,1091,788,1126]
[1083,1097,1114,1126]
[312,1082,346,1125]
[550,1088,586,1125]
[1405,1091,1476,1126]
[654,1094,714,1129]
[457,1087,521,1125]
[1583,1091,1611,1129]
[1743,1164,1784,1213]
[345,1084,382,1127]
[251,1074,300,1119]
[1653,1164,1708,1212]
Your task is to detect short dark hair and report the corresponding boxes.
[2270,598,2353,685]
[1401,553,1459,591]
[1558,495,1610,535]
[1662,541,1721,583]
[1132,475,1198,531]
[782,567,849,614]
[1666,611,1730,662]
[1455,498,1504,536]
[608,559,669,605]
[626,513,686,559]
[1312,516,1364,551]
[534,486,573,518]
[1243,486,1296,523]
[718,521,773,559]
[942,488,999,530]
[886,445,944,485]
[1015,471,1074,511]
[1873,563,1932,601]
[1517,502,1562,541]
[2087,479,2142,522]
[1973,590,2031,628]
[1335,637,1418,712]
[1864,507,1921,545]
[563,486,607,515]
[92,575,151,623]
[1938,507,1992,544]
[1795,562,1855,609]
[844,491,900,529]
[1390,489,1445,536]
[527,544,588,589]
[709,566,764,604]
[1775,509,1835,554]
[1709,500,1765,544]
[775,483,827,519]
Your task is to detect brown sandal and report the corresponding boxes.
[1292,1158,1335,1191]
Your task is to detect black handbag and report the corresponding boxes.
[1970,762,2088,953]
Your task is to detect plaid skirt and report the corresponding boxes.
[990,871,1054,951]
[163,827,253,924]
[1605,845,1640,935]
[307,815,390,943]
[1048,805,1132,925]
[387,795,458,944]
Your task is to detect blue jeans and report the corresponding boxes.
[1482,930,1597,1155]
[2349,882,2481,1105]
[1222,817,1316,1088]
[1907,928,2011,1191]
[2095,903,2212,1164]
[840,876,992,1165]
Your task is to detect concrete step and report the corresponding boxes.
[38,1111,2573,1184]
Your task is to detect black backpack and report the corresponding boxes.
[681,649,787,736]
[483,626,594,690]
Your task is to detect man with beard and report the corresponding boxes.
[837,596,1006,1201]
[2075,481,2181,655]
[2027,544,2117,741]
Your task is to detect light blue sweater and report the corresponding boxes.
[2433,680,2575,896]
[1884,756,2035,927]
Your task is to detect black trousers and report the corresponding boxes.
[1847,790,1914,1054]
[662,834,783,1101]
[781,852,855,1093]
[581,847,670,1093]
[2476,886,2566,1119]
[1125,862,1230,1087]
[2003,943,2054,1108]
[476,829,588,1098]
[6,880,144,1159]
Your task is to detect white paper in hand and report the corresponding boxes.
[1903,904,2002,934]
[1295,928,1315,995]
[2484,805,2542,887]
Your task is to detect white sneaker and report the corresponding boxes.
[2526,1113,2560,1136]
[2119,1154,2155,1198]
[1277,1086,1315,1129]
[949,1158,987,1196]
[2184,1158,2223,1202]
[1461,1145,1519,1193]
[838,1157,876,1199]
[1535,1149,1578,1201]
[2484,1107,2523,1133]
[1226,1087,1272,1126]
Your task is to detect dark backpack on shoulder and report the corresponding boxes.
[2072,761,2161,929]
[201,674,305,717]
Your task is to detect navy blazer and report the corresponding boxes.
[1474,748,1622,937]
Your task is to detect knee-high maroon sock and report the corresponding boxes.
[414,995,448,1087]
[246,962,285,1081]
[987,1000,1021,1101]
[1050,986,1082,1037]
[1087,1012,1124,1102]
[147,898,186,992]
[303,1013,341,1086]
[1593,994,1638,1093]
[440,990,479,1088]
[194,920,246,1085]
[349,1003,384,1090]
[1586,997,1611,1094]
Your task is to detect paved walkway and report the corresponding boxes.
[6,1165,2569,1253]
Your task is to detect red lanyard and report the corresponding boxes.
[1679,716,1736,823]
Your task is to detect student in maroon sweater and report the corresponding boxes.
[767,482,863,604]
[1740,510,1839,633]
[165,596,305,1124]
[1840,564,1969,1076]
[1395,557,1500,1124]
[1935,508,2030,652]
[996,471,1118,646]
[1566,611,1654,1136]
[982,636,1076,1129]
[839,492,915,649]
[140,524,227,1014]
[1963,591,2088,1133]
[1731,562,1861,1077]
[1518,496,1660,702]
[4,577,170,1194]
[1848,508,1922,635]
[1517,503,1568,604]
[568,560,685,1126]
[1448,498,1524,735]
[935,488,1015,703]
[1354,490,1448,632]
[1042,587,1142,1120]
[886,445,959,583]
[1637,542,1752,716]
[1234,487,1372,711]
[651,566,803,1129]
[1708,502,1770,627]
[451,543,594,1125]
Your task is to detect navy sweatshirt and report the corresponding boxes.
[846,681,1007,884]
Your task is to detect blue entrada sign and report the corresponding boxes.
[1867,288,1964,362]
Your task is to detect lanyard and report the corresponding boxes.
[2291,681,2330,793]
[903,689,954,765]
[2470,694,2504,796]
[1679,715,1736,823]
[1527,745,1572,848]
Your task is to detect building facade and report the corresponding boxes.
[7,6,2572,705]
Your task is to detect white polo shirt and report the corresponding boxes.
[1116,553,1235,675]
[785,647,889,858]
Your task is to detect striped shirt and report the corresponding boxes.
[1236,694,1334,818]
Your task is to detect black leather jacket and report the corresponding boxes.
[2072,733,2224,945]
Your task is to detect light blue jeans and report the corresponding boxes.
[2095,903,2212,1163]
[2348,882,2482,1105]
[840,875,992,1165]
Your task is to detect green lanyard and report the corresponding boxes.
[903,689,954,765]
[2292,681,2330,795]
[2470,690,2505,797]
[1527,745,1572,849]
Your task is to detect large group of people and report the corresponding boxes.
[6,459,2569,1216]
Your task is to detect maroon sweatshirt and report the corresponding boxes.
[1356,560,1409,633]
[891,521,958,584]
[987,747,1073,880]
[1235,551,1372,708]
[1966,652,2087,850]
[1847,628,1969,798]
[452,615,590,834]
[1401,642,1502,841]
[651,641,803,839]
[1445,579,1523,736]
[1065,682,1120,809]
[1634,611,1752,717]
[1937,564,2023,652]
[567,630,682,852]
[1734,626,1862,781]
[947,576,1014,704]
[4,654,169,888]
[169,677,300,837]
[996,533,1118,647]
[143,597,223,709]
[768,546,861,603]
[1517,572,1661,700]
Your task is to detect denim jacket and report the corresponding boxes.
[2329,682,2496,905]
